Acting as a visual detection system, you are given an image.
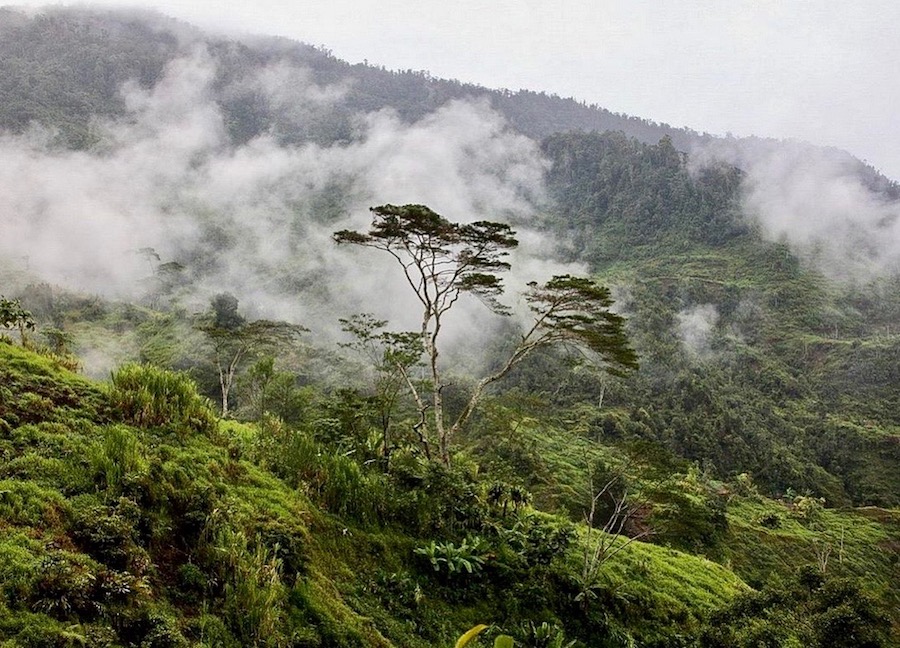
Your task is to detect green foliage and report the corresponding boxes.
[415,537,488,578]
[0,14,898,641]
[496,514,575,568]
[67,495,149,572]
[517,622,574,648]
[392,461,489,536]
[86,425,148,494]
[201,515,290,647]
[0,9,173,147]
[542,131,745,260]
[335,204,519,310]
[40,326,73,356]
[335,204,635,466]
[2,308,898,648]
[237,414,393,526]
[524,275,638,376]
[0,480,66,528]
[701,569,892,648]
[108,363,217,435]
[210,292,245,331]
[338,313,425,459]
[0,342,105,429]
[196,294,305,418]
[755,511,782,529]
[644,471,729,557]
[0,295,36,344]
[792,494,826,525]
[455,624,515,648]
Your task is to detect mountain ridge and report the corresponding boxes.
[2,2,895,188]
[0,6,898,645]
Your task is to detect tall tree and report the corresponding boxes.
[335,204,637,464]
[197,293,305,418]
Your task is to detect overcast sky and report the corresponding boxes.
[11,1,900,179]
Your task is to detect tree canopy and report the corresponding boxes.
[196,293,306,418]
[335,204,636,464]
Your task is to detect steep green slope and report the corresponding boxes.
[0,341,756,646]
[6,341,892,647]
[538,130,900,507]
[0,343,392,646]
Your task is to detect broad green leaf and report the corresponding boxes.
[455,625,489,648]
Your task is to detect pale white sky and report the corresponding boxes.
[11,0,900,179]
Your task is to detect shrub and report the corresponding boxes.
[29,553,103,620]
[518,621,575,648]
[256,518,310,578]
[792,495,825,525]
[201,518,289,647]
[137,611,189,648]
[0,532,41,606]
[86,425,148,495]
[108,364,217,436]
[392,463,488,536]
[67,496,148,573]
[372,570,424,612]
[415,536,489,580]
[260,426,391,527]
[186,614,240,648]
[0,480,65,528]
[755,511,783,529]
[498,514,576,568]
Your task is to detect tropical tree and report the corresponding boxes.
[334,204,637,464]
[197,293,306,418]
[339,313,427,460]
[0,296,36,345]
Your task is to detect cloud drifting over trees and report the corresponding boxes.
[0,47,576,342]
[693,138,900,282]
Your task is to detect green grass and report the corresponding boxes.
[576,533,746,642]
[2,332,898,646]
[725,496,900,621]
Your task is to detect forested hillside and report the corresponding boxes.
[0,6,898,647]
[0,7,705,149]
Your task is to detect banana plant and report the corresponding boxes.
[455,624,513,648]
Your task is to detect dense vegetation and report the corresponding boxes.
[1,333,896,646]
[0,6,898,647]
[538,131,900,508]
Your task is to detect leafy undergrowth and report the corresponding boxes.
[464,399,900,640]
[1,341,897,646]
[725,497,900,615]
[0,343,391,646]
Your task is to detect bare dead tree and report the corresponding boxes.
[576,467,654,610]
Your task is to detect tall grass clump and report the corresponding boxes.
[201,513,290,647]
[280,430,391,526]
[86,425,148,495]
[108,364,216,436]
[247,416,391,527]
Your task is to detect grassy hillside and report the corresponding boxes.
[1,340,896,647]
[0,7,898,646]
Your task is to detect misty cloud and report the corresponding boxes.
[677,303,719,359]
[692,139,900,282]
[0,46,574,350]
